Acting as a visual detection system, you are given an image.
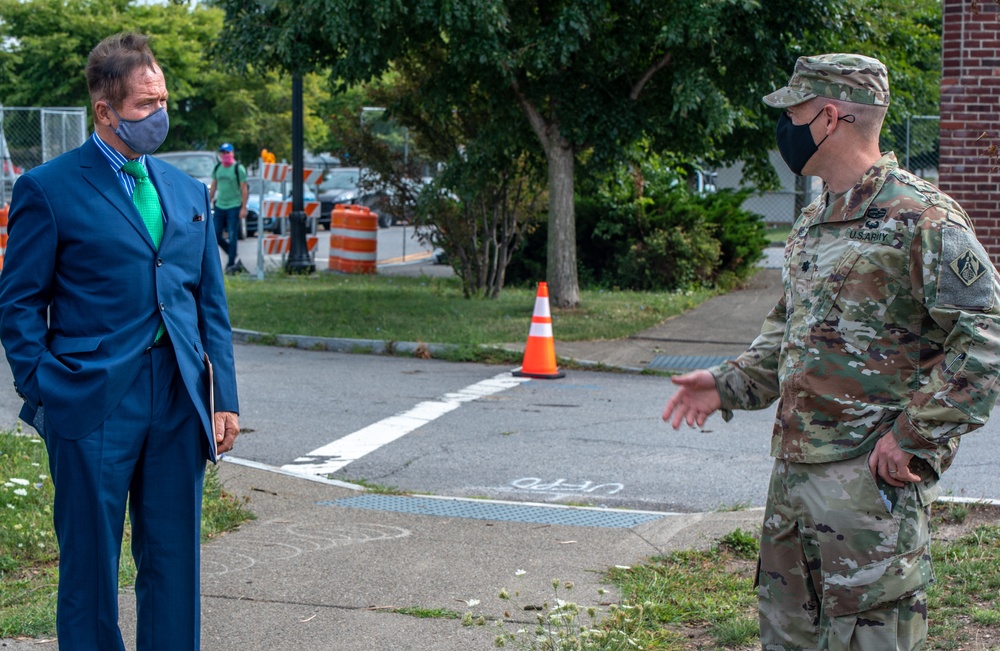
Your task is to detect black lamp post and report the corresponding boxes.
[285,73,314,274]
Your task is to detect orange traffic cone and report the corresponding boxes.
[513,282,565,379]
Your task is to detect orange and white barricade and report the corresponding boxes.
[260,199,321,219]
[261,234,318,255]
[260,162,288,182]
[258,161,323,187]
[329,204,377,274]
[301,168,324,186]
[0,204,8,271]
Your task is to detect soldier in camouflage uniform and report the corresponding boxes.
[662,54,1000,650]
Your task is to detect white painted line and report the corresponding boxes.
[280,371,531,477]
[222,455,365,491]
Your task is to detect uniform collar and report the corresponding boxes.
[806,152,898,225]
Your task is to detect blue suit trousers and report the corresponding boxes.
[42,345,206,651]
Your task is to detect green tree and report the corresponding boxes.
[214,0,836,307]
[0,0,332,161]
[794,0,942,167]
[324,57,545,298]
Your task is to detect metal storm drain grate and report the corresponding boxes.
[320,495,665,529]
[647,355,732,371]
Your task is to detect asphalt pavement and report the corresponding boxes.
[0,247,930,650]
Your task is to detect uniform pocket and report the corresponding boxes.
[811,249,902,353]
[821,545,934,618]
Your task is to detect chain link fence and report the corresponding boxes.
[1,106,89,205]
[884,115,940,184]
[715,115,940,225]
[716,150,817,225]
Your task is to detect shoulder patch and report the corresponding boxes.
[950,249,988,287]
[939,227,995,310]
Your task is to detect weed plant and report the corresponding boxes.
[1,430,255,638]
[482,507,1000,650]
[486,572,649,650]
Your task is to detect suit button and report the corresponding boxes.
[156,258,164,267]
[159,302,166,311]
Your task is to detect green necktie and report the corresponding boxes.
[121,160,166,343]
[121,160,164,248]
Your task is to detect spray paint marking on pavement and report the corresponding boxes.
[281,371,531,477]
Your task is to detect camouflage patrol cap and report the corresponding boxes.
[763,53,890,108]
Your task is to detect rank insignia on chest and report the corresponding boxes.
[949,248,988,287]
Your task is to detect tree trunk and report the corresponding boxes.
[511,85,580,308]
[546,137,579,308]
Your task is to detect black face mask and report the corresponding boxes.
[775,109,854,176]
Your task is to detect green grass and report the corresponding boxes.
[391,606,463,619]
[764,225,791,246]
[487,506,1000,650]
[223,273,713,347]
[927,519,1000,648]
[0,430,255,638]
[341,478,407,495]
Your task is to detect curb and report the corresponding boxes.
[230,328,642,373]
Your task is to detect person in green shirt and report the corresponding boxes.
[209,142,247,273]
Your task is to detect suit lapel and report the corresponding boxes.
[79,139,157,251]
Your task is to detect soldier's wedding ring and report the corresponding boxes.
[888,469,898,474]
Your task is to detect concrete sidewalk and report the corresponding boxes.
[2,264,778,651]
[552,267,781,371]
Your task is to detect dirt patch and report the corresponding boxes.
[932,501,1000,542]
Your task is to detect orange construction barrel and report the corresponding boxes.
[329,204,377,274]
[0,204,9,271]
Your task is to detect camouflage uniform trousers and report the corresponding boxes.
[758,454,936,650]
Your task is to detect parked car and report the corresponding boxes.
[315,167,388,229]
[245,177,318,236]
[244,177,283,237]
[152,150,218,187]
[152,150,241,234]
[155,151,284,239]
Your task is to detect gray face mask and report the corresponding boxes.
[105,103,169,155]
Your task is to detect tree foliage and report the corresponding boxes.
[794,0,941,126]
[327,58,545,299]
[214,0,839,306]
[0,0,333,162]
[212,0,943,301]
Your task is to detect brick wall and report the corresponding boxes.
[939,0,1000,260]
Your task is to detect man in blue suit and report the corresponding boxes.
[0,33,239,650]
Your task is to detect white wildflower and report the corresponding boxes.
[9,478,29,486]
[13,488,28,496]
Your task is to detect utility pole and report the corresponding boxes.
[285,73,314,274]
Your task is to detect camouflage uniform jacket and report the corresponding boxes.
[712,153,1000,474]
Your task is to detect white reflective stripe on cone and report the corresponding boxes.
[528,322,553,338]
[533,297,551,318]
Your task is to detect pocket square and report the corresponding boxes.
[193,213,205,222]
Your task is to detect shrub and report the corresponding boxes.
[507,172,767,292]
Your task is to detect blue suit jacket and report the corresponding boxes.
[0,138,238,460]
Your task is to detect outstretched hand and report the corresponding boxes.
[662,370,722,430]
